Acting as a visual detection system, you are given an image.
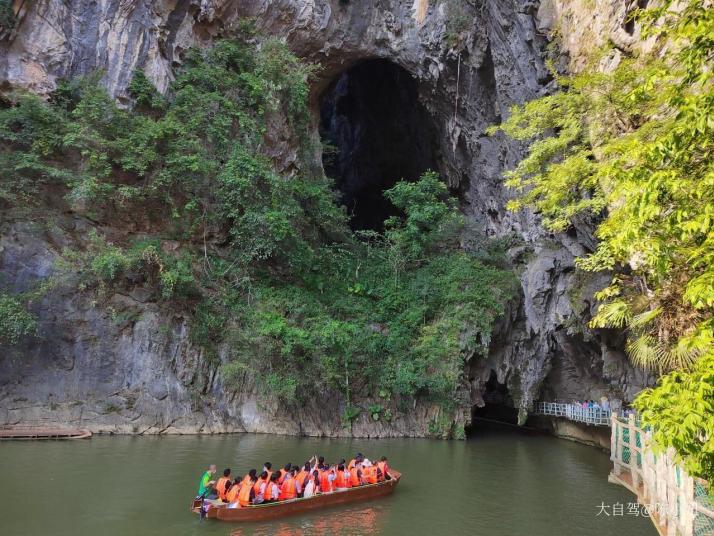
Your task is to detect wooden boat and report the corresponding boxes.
[191,470,401,522]
[0,425,92,440]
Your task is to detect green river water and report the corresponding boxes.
[0,424,656,536]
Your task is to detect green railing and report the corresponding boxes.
[610,413,714,536]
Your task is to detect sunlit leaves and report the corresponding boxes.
[636,351,714,481]
[491,0,713,374]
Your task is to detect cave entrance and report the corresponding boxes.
[470,370,520,430]
[319,59,440,231]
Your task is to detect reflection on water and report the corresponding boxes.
[0,425,656,536]
[233,505,383,536]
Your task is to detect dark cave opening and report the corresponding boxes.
[319,59,440,231]
[624,0,649,35]
[469,370,520,430]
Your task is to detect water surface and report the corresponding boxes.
[0,425,655,535]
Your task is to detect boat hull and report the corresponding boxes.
[191,470,401,522]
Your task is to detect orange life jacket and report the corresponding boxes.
[364,466,378,484]
[265,482,279,501]
[296,470,309,488]
[348,459,357,470]
[335,470,350,488]
[225,483,240,503]
[279,478,297,500]
[319,471,333,493]
[349,467,361,486]
[377,461,388,480]
[253,479,264,497]
[238,481,253,506]
[216,477,230,500]
[241,474,252,487]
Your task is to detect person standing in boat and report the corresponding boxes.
[197,464,218,499]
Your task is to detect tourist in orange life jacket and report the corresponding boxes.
[319,465,336,493]
[348,453,363,471]
[279,468,301,500]
[278,463,291,484]
[363,459,380,484]
[253,471,268,504]
[215,468,232,501]
[241,468,257,488]
[225,477,242,504]
[296,461,311,494]
[349,463,363,486]
[334,463,351,490]
[263,462,273,479]
[264,471,281,503]
[362,459,379,484]
[377,456,391,481]
[236,474,256,507]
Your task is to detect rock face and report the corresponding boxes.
[0,0,653,435]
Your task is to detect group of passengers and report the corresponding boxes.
[197,453,391,507]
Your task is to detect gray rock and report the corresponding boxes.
[0,0,652,436]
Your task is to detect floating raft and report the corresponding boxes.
[191,470,401,522]
[0,425,92,440]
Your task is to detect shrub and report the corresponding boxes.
[0,293,36,345]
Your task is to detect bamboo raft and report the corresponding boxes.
[191,470,401,522]
[0,425,92,440]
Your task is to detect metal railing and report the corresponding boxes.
[532,401,613,426]
[610,413,714,536]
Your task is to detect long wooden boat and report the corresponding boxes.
[0,425,92,440]
[191,470,401,522]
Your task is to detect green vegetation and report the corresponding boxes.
[0,0,14,33]
[0,26,516,428]
[442,0,472,50]
[635,353,714,482]
[0,292,36,345]
[491,1,712,373]
[491,1,712,476]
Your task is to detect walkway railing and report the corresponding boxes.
[610,413,714,536]
[533,401,612,426]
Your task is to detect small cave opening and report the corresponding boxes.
[469,371,520,429]
[319,59,440,231]
[624,0,649,35]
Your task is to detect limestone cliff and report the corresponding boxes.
[0,0,653,436]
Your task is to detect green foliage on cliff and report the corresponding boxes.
[222,173,516,405]
[0,292,36,345]
[492,0,713,472]
[635,353,714,482]
[491,0,713,374]
[0,29,516,419]
[0,0,14,33]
